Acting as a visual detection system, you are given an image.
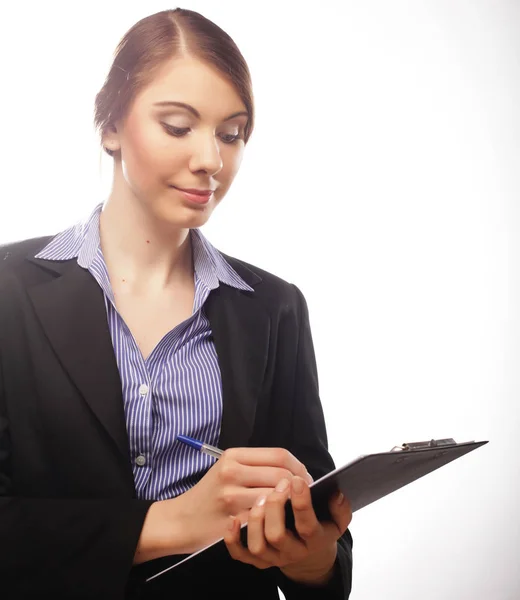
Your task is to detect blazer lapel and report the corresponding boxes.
[205,278,270,451]
[26,257,132,469]
[26,254,270,460]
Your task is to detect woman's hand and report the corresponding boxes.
[168,447,313,554]
[223,476,352,586]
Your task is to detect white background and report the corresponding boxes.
[1,1,518,598]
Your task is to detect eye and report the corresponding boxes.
[161,122,242,144]
[161,123,189,137]
[219,133,242,144]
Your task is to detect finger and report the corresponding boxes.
[225,448,312,482]
[220,486,274,517]
[289,476,322,543]
[327,490,353,536]
[246,495,280,563]
[218,461,297,489]
[223,515,241,550]
[224,515,272,569]
[264,479,307,560]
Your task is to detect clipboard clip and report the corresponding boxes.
[390,438,457,452]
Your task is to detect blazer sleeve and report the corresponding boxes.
[275,284,353,600]
[0,349,154,598]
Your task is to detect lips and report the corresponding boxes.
[170,185,214,205]
[172,186,214,195]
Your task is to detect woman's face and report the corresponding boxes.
[104,56,249,229]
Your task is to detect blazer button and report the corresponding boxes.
[136,454,146,467]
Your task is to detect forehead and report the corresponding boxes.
[135,56,246,115]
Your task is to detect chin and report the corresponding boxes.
[156,202,213,230]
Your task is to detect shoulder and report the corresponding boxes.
[0,235,55,291]
[221,252,307,316]
[0,236,53,270]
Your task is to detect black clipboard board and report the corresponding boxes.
[285,437,487,528]
[146,437,488,582]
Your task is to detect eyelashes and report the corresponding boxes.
[160,123,242,144]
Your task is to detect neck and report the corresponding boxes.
[99,190,193,291]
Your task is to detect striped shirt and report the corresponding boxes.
[35,203,253,500]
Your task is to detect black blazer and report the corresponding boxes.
[0,236,353,600]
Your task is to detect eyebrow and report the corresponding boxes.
[153,101,248,122]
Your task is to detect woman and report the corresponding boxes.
[0,8,353,599]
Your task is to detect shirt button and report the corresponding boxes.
[135,454,146,467]
[139,384,149,396]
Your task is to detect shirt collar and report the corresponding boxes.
[35,202,254,293]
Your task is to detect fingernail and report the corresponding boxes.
[292,477,304,494]
[306,471,314,484]
[227,516,236,530]
[256,495,266,507]
[275,478,290,493]
[337,492,345,505]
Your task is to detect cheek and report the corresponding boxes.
[221,147,243,182]
[215,154,242,202]
[123,122,181,185]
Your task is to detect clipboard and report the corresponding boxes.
[285,437,487,528]
[146,437,488,582]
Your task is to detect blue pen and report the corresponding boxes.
[176,434,224,459]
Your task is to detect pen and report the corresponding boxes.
[176,434,224,459]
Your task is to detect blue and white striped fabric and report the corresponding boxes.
[35,203,254,500]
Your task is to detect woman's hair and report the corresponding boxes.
[94,8,254,156]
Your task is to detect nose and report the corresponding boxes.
[188,132,223,176]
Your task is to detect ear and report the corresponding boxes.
[102,124,121,153]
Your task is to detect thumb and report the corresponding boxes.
[327,490,352,535]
